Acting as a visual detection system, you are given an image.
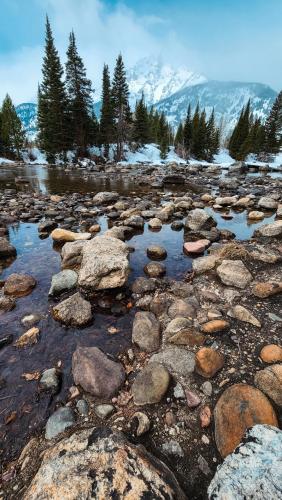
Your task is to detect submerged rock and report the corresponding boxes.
[48,269,78,296]
[78,236,130,291]
[24,428,186,499]
[4,273,36,297]
[52,292,92,326]
[0,237,16,258]
[208,425,282,500]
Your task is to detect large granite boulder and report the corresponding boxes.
[24,428,186,499]
[78,236,130,291]
[185,209,216,231]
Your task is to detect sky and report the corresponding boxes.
[0,0,281,104]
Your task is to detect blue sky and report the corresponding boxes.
[0,0,281,103]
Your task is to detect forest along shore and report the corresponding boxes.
[0,160,281,499]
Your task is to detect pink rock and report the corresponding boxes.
[183,240,210,255]
[185,390,201,408]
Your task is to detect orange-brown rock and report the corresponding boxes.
[260,344,282,363]
[252,282,282,299]
[4,273,36,297]
[201,320,229,334]
[200,405,212,427]
[214,384,278,457]
[195,347,224,378]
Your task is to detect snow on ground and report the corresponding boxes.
[120,144,187,165]
[21,148,48,165]
[0,157,15,165]
[246,152,282,169]
[213,149,234,167]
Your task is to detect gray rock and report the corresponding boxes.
[258,196,278,210]
[40,368,60,392]
[48,269,78,296]
[132,311,161,352]
[185,209,216,231]
[255,220,282,238]
[201,381,213,396]
[254,365,282,407]
[162,440,184,458]
[208,425,282,500]
[61,240,86,269]
[147,245,167,260]
[149,346,195,381]
[217,260,252,289]
[192,255,217,274]
[93,191,119,205]
[94,404,115,419]
[52,292,92,326]
[132,362,170,405]
[168,299,196,319]
[24,428,186,499]
[45,407,75,440]
[0,294,16,314]
[132,277,156,295]
[78,236,130,291]
[72,346,125,398]
[76,399,89,416]
[38,220,58,233]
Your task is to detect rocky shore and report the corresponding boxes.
[0,160,281,499]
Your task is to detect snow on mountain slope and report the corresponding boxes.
[16,103,37,140]
[155,80,277,135]
[127,57,207,107]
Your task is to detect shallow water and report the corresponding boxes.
[0,164,279,464]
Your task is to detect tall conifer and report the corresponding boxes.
[0,94,25,159]
[99,64,114,157]
[112,54,131,160]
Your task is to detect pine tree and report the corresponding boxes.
[158,112,169,159]
[191,103,200,158]
[99,64,114,158]
[37,16,69,162]
[206,109,219,161]
[174,122,184,156]
[0,94,25,159]
[183,104,192,158]
[112,54,131,161]
[133,93,149,146]
[229,100,251,160]
[265,91,282,153]
[65,31,95,156]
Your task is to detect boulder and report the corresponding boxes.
[132,362,170,405]
[215,196,237,206]
[78,236,130,291]
[255,220,282,237]
[72,346,125,398]
[258,196,278,210]
[208,425,282,500]
[93,191,119,204]
[24,428,186,499]
[248,210,265,220]
[183,239,210,254]
[52,292,92,326]
[195,347,224,378]
[148,217,162,229]
[185,209,216,231]
[0,237,16,258]
[132,311,161,352]
[48,269,78,296]
[216,260,252,289]
[214,384,278,457]
[4,273,36,297]
[254,365,282,407]
[51,228,91,242]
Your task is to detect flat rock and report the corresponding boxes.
[93,191,119,204]
[48,269,78,296]
[254,365,282,407]
[78,236,130,291]
[132,362,170,405]
[195,347,224,378]
[192,255,217,274]
[72,346,125,398]
[4,273,36,297]
[227,305,261,327]
[216,260,252,289]
[51,228,91,242]
[185,209,216,231]
[214,384,278,457]
[183,239,210,254]
[52,292,92,326]
[168,299,196,319]
[24,428,186,499]
[208,425,282,500]
[258,196,278,210]
[255,220,282,237]
[168,328,205,346]
[149,346,195,380]
[132,311,161,352]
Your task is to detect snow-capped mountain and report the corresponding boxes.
[155,80,277,135]
[16,103,37,140]
[127,56,207,107]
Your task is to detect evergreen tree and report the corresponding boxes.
[265,90,282,153]
[158,112,170,159]
[206,109,219,161]
[229,100,251,160]
[133,93,150,145]
[112,54,131,160]
[0,94,25,159]
[174,122,184,156]
[65,30,95,156]
[197,110,207,159]
[191,103,201,158]
[37,16,69,162]
[99,64,114,157]
[183,104,192,158]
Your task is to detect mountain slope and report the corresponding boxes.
[155,80,277,134]
[127,57,207,107]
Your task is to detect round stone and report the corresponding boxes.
[195,347,224,378]
[146,245,167,260]
[4,273,36,297]
[144,262,166,278]
[260,344,282,363]
[132,362,170,405]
